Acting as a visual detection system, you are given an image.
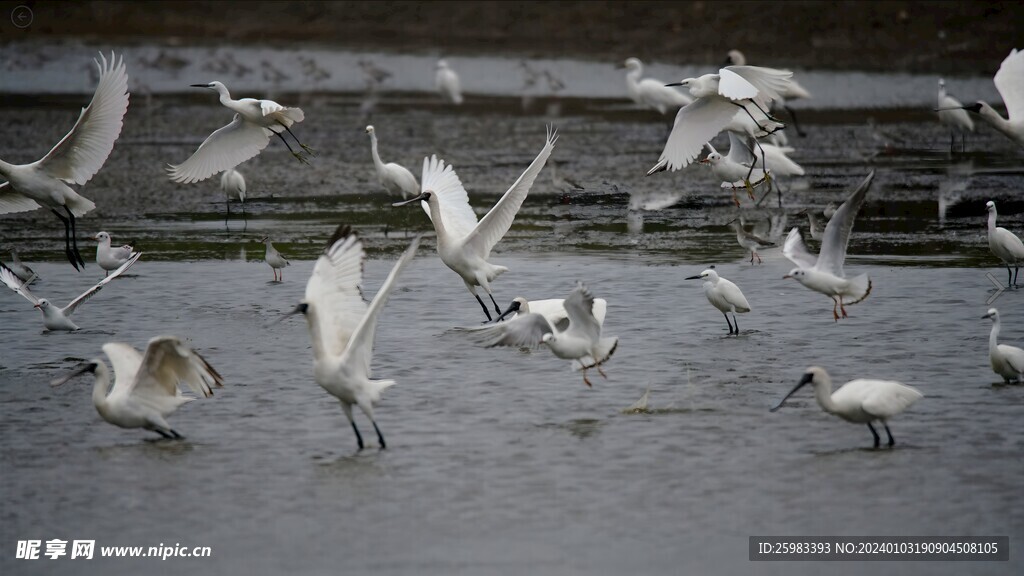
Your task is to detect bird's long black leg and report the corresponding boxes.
[867,422,881,448]
[277,121,317,156]
[51,208,80,271]
[351,421,365,450]
[488,293,502,315]
[274,130,311,165]
[949,131,955,154]
[784,104,806,137]
[746,99,781,123]
[475,294,493,321]
[723,312,734,335]
[732,312,739,335]
[1014,266,1019,287]
[883,423,894,447]
[373,421,386,450]
[1007,266,1013,288]
[65,206,85,268]
[154,428,174,439]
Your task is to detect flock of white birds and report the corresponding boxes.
[1,47,1023,450]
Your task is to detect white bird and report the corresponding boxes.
[725,50,812,136]
[1,252,141,331]
[985,200,1024,286]
[286,225,421,450]
[494,295,608,331]
[936,78,974,153]
[783,171,874,321]
[5,250,39,284]
[0,52,129,270]
[959,48,1024,148]
[729,220,774,264]
[260,236,290,282]
[393,127,557,321]
[700,140,770,206]
[685,267,751,335]
[801,209,826,240]
[770,366,923,448]
[982,308,1024,384]
[462,283,618,387]
[435,59,463,105]
[220,168,246,216]
[94,231,139,276]
[365,125,419,198]
[50,336,223,439]
[167,81,313,184]
[622,57,692,114]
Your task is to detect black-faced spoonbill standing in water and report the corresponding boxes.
[286,225,421,450]
[985,200,1024,287]
[770,366,922,448]
[393,127,557,321]
[0,52,129,271]
[50,336,224,439]
[686,268,750,335]
[982,308,1024,383]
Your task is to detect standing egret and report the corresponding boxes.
[50,336,223,439]
[462,283,617,388]
[286,225,421,450]
[393,127,557,321]
[436,60,463,105]
[167,81,314,184]
[985,200,1024,286]
[260,236,290,282]
[93,231,139,276]
[770,367,923,448]
[685,268,750,335]
[783,172,875,321]
[494,296,608,331]
[936,79,974,153]
[0,52,129,270]
[220,168,246,216]
[982,308,1024,383]
[622,57,692,114]
[729,220,774,264]
[959,48,1024,148]
[365,125,419,198]
[0,253,141,331]
[725,50,812,136]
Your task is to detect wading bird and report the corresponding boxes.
[685,267,750,335]
[494,295,608,331]
[260,236,290,282]
[220,168,246,216]
[94,231,139,276]
[937,79,974,153]
[622,57,692,114]
[985,200,1024,287]
[436,59,463,105]
[366,125,419,198]
[730,220,773,264]
[982,308,1024,383]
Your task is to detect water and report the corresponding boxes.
[2,44,1024,575]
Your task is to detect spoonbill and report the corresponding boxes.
[685,268,750,335]
[260,236,290,281]
[985,200,1024,286]
[959,48,1024,148]
[462,282,617,387]
[622,57,692,114]
[365,125,419,198]
[393,127,557,321]
[0,52,129,270]
[982,308,1024,383]
[286,225,421,450]
[220,168,246,216]
[436,60,463,105]
[937,79,974,153]
[783,171,874,321]
[0,252,141,331]
[729,220,774,264]
[50,336,224,439]
[167,81,313,184]
[495,295,608,331]
[94,231,139,276]
[770,366,923,448]
[724,50,812,136]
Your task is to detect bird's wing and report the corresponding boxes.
[851,380,922,419]
[718,68,761,101]
[129,336,224,401]
[721,66,794,103]
[0,263,41,305]
[167,115,272,184]
[419,155,478,240]
[102,342,145,399]
[994,48,1024,122]
[62,252,141,316]
[655,97,741,172]
[304,226,368,360]
[815,171,875,277]
[0,182,42,214]
[464,127,557,259]
[725,131,757,166]
[782,227,817,269]
[563,283,601,340]
[461,312,554,349]
[37,52,130,185]
[344,234,421,378]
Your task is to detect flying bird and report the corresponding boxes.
[494,295,608,331]
[958,48,1024,148]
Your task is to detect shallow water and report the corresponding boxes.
[2,46,1024,575]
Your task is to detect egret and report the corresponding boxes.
[936,79,974,153]
[0,252,141,331]
[985,200,1024,286]
[770,366,923,448]
[622,57,692,114]
[685,267,750,335]
[959,48,1024,148]
[729,220,774,264]
[5,250,39,284]
[50,336,223,439]
[260,236,290,282]
[393,127,557,321]
[462,282,617,388]
[0,52,129,270]
[365,125,419,198]
[725,50,812,136]
[167,81,313,184]
[285,225,421,450]
[93,231,139,276]
[783,171,874,321]
[982,308,1024,383]
[220,168,246,216]
[494,295,608,331]
[436,60,463,105]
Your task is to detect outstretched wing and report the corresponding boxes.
[994,48,1024,122]
[0,263,41,305]
[460,312,554,349]
[725,131,757,166]
[167,115,272,184]
[304,225,368,361]
[721,66,794,105]
[62,252,142,316]
[102,342,145,398]
[419,155,478,240]
[782,227,817,269]
[654,97,739,172]
[0,182,42,214]
[128,336,224,401]
[37,52,130,185]
[464,127,557,259]
[563,283,600,340]
[816,171,875,277]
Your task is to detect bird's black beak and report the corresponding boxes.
[665,82,683,87]
[770,372,814,412]
[190,83,212,88]
[392,192,429,207]
[962,103,983,113]
[493,301,522,323]
[50,362,98,387]
[982,313,995,319]
[273,302,308,325]
[684,275,702,280]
